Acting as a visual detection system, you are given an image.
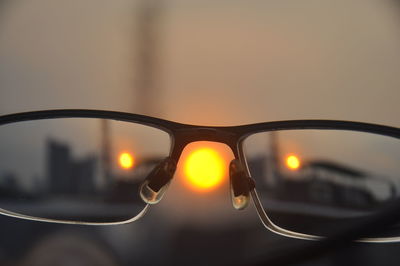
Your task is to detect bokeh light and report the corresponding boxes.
[286,154,300,170]
[119,152,134,169]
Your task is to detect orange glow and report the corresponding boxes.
[286,154,300,170]
[119,152,134,169]
[184,147,225,191]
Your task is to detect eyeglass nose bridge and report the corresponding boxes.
[170,127,240,158]
[140,127,241,205]
[141,126,256,208]
[173,127,256,210]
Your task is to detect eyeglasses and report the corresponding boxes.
[0,109,399,242]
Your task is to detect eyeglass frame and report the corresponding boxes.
[1,109,400,243]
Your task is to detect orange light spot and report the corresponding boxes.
[184,148,225,191]
[119,152,134,169]
[286,154,300,170]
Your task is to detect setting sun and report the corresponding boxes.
[119,152,135,169]
[184,148,225,191]
[286,154,300,170]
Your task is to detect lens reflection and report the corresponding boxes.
[244,130,400,238]
[0,118,170,223]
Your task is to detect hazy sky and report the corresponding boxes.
[0,0,399,127]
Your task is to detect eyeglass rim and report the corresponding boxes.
[1,109,400,241]
[3,109,399,163]
[1,109,399,139]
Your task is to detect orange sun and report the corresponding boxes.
[184,147,226,191]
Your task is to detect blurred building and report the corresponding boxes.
[0,172,20,199]
[47,139,97,195]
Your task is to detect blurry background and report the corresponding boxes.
[0,0,400,265]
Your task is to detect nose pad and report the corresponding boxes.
[229,159,255,210]
[140,157,177,204]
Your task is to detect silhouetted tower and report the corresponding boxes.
[101,119,111,186]
[99,1,163,187]
[135,0,162,116]
[266,131,280,186]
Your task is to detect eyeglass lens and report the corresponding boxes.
[0,118,170,223]
[244,129,400,238]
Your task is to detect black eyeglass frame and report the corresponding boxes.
[1,109,400,242]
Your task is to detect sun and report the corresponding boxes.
[184,147,225,191]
